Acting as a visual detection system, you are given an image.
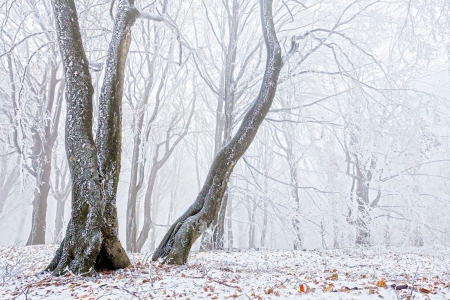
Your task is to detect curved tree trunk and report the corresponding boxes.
[46,0,136,275]
[152,0,283,264]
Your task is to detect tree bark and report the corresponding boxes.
[354,158,373,245]
[152,0,283,264]
[46,0,136,275]
[125,32,159,252]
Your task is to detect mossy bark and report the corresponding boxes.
[152,0,283,265]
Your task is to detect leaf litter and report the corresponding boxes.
[1,245,449,299]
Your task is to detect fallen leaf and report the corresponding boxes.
[324,286,333,292]
[376,278,387,288]
[331,273,338,280]
[419,288,431,294]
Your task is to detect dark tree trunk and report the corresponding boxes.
[46,0,136,275]
[152,0,283,264]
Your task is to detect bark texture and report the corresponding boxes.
[152,0,283,264]
[46,0,135,275]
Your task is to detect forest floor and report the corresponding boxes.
[0,245,449,299]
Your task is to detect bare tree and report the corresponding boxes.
[152,0,286,265]
[46,0,177,275]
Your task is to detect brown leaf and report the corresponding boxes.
[331,273,338,281]
[376,278,387,288]
[324,286,333,293]
[419,288,431,294]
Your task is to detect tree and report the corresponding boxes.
[46,0,177,275]
[124,31,195,252]
[0,0,65,245]
[45,0,137,275]
[152,0,286,265]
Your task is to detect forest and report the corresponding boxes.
[1,0,450,298]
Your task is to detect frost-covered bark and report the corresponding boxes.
[94,0,138,268]
[199,0,261,251]
[125,44,157,252]
[46,0,136,275]
[135,89,195,252]
[27,65,63,245]
[152,0,283,265]
[0,156,19,216]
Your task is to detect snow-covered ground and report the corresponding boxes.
[1,245,449,299]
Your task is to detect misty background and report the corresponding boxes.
[1,0,450,252]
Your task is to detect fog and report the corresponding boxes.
[1,0,450,254]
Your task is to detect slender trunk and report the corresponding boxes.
[384,213,391,247]
[260,137,269,248]
[54,198,66,244]
[227,193,233,248]
[354,162,371,245]
[286,143,302,250]
[27,66,60,245]
[248,199,256,248]
[0,157,19,216]
[260,199,267,247]
[126,40,157,252]
[152,0,283,264]
[149,189,159,251]
[27,159,51,245]
[126,125,144,252]
[136,166,158,252]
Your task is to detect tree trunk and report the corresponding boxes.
[354,161,372,246]
[0,156,19,217]
[27,64,62,245]
[286,142,302,250]
[152,0,283,264]
[46,0,136,275]
[227,192,233,248]
[125,35,159,252]
[54,198,66,244]
[27,160,51,245]
[126,122,145,252]
[135,166,158,252]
